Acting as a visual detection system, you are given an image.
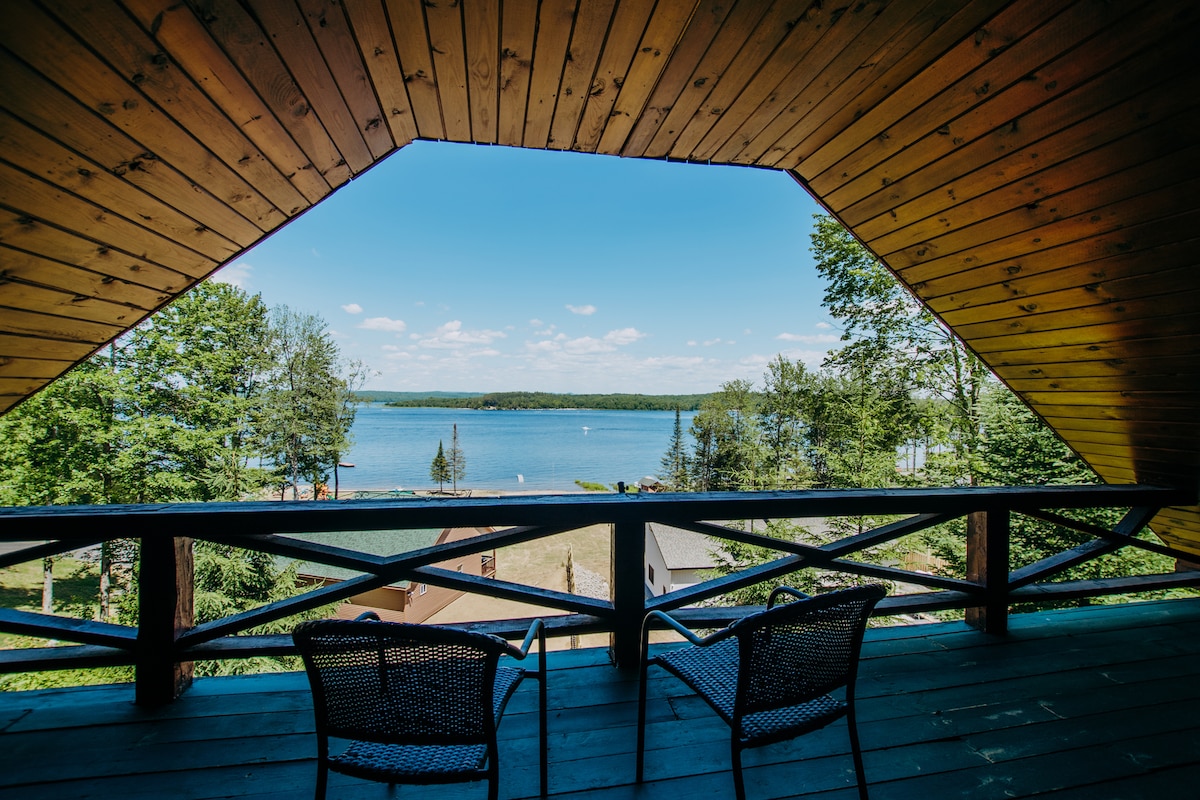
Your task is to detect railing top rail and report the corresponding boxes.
[0,485,1193,542]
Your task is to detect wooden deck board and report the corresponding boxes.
[4,599,1200,799]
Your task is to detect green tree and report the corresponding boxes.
[261,307,359,499]
[923,386,1176,599]
[659,407,691,490]
[430,440,451,493]
[689,380,762,491]
[811,214,990,485]
[758,356,813,489]
[448,423,466,494]
[122,282,275,501]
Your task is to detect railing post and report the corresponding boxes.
[610,520,646,668]
[965,510,1010,634]
[136,536,194,705]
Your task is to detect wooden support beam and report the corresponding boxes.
[135,537,194,706]
[965,509,1010,635]
[610,520,645,668]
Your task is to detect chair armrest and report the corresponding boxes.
[354,610,382,621]
[642,610,736,648]
[511,618,546,661]
[767,586,811,609]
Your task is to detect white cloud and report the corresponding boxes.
[342,303,363,315]
[703,338,723,346]
[360,316,408,333]
[687,340,698,347]
[416,320,507,349]
[529,318,544,327]
[566,304,597,316]
[563,336,611,354]
[209,261,253,289]
[776,332,839,344]
[815,321,832,330]
[603,327,646,345]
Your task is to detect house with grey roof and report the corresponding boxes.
[644,523,726,598]
[282,527,496,624]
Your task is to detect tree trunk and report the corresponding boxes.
[41,557,53,613]
[99,542,112,621]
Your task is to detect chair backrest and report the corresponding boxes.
[293,619,513,746]
[731,584,886,718]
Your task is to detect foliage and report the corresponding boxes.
[574,481,611,492]
[260,306,365,499]
[385,391,711,411]
[811,214,992,485]
[689,380,762,491]
[922,387,1177,602]
[695,217,1184,609]
[710,520,885,606]
[0,282,366,688]
[448,423,466,493]
[659,408,691,490]
[429,440,451,493]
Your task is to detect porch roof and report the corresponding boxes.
[0,0,1196,545]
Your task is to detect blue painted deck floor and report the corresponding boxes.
[3,598,1200,800]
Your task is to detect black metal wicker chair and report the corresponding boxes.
[293,614,547,800]
[636,584,886,800]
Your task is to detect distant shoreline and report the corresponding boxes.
[359,390,710,412]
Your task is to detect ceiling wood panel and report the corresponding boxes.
[702,0,889,165]
[341,0,418,147]
[462,0,500,145]
[621,0,735,159]
[1,0,285,232]
[0,0,1195,547]
[547,0,616,151]
[524,0,577,150]
[495,0,538,147]
[424,0,472,143]
[666,0,815,160]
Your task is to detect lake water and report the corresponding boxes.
[339,404,696,494]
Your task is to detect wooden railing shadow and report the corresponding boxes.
[2,485,1198,705]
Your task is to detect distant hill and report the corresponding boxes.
[355,391,485,403]
[380,391,710,411]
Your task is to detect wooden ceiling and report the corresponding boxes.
[1,0,1197,547]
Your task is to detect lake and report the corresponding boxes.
[339,404,697,494]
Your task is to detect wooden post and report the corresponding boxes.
[965,510,1010,634]
[136,536,194,705]
[610,520,645,668]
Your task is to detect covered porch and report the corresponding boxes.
[4,597,1199,800]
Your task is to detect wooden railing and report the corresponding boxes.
[1,485,1198,704]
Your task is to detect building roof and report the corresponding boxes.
[648,523,722,572]
[0,1,1197,549]
[282,528,443,585]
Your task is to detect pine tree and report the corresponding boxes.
[430,440,451,493]
[448,423,466,494]
[659,408,691,490]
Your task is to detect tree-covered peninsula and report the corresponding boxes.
[381,391,711,411]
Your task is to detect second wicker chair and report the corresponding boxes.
[636,584,885,800]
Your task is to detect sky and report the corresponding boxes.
[212,141,839,394]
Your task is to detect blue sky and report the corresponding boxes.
[213,141,838,394]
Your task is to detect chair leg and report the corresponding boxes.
[847,706,869,800]
[539,670,548,797]
[315,760,328,800]
[636,657,650,783]
[731,740,747,800]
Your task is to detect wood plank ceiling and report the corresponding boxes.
[1,0,1198,549]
